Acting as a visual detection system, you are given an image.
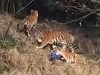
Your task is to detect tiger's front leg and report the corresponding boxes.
[36,40,54,49]
[23,25,31,37]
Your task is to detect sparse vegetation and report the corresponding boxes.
[0,35,16,49]
[16,41,26,53]
[0,68,4,75]
[83,53,99,60]
[0,0,100,75]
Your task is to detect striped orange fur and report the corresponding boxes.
[35,30,76,50]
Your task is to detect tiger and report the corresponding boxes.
[55,46,76,63]
[35,29,78,51]
[17,10,38,37]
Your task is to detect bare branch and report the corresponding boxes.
[14,0,34,16]
[62,11,95,25]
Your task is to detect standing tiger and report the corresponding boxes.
[34,29,77,52]
[17,10,38,37]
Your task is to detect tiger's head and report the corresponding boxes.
[30,10,38,17]
[33,31,44,44]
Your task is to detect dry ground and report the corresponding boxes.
[0,14,100,75]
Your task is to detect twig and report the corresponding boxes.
[74,1,83,7]
[3,16,14,41]
[2,0,10,46]
[13,2,15,14]
[5,0,10,21]
[3,1,15,42]
[60,1,100,26]
[62,11,95,25]
[65,6,89,12]
[63,1,100,16]
[14,0,34,16]
[65,5,99,15]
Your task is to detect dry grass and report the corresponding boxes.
[0,14,100,75]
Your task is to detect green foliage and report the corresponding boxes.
[0,66,7,75]
[0,64,10,75]
[0,69,4,75]
[0,68,5,75]
[0,35,17,49]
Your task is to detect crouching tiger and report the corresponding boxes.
[57,47,76,63]
[34,29,78,52]
[52,45,76,63]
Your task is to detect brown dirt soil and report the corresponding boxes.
[0,14,100,75]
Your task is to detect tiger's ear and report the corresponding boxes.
[31,9,34,12]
